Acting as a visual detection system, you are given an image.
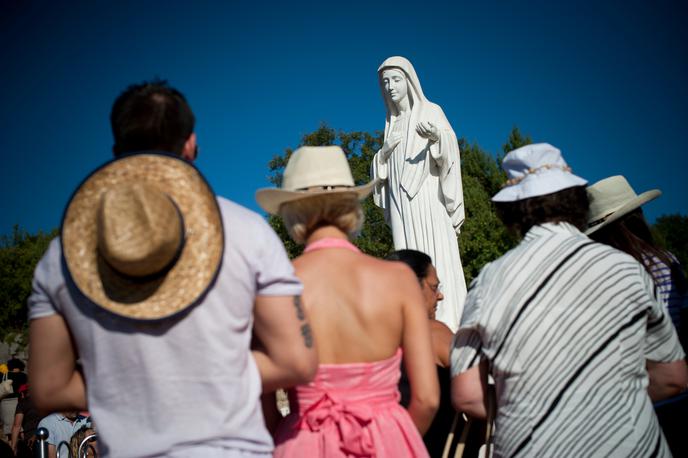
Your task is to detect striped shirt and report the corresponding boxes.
[451,222,684,458]
[645,252,687,340]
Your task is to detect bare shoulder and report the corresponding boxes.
[291,253,307,271]
[430,319,454,368]
[360,256,418,286]
[430,319,453,338]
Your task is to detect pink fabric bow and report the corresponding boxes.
[300,393,376,457]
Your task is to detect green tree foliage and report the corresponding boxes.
[653,214,688,276]
[265,123,528,283]
[458,140,515,283]
[458,127,529,282]
[502,126,532,156]
[0,225,57,342]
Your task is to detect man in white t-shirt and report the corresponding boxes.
[28,80,318,457]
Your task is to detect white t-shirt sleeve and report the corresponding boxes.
[253,216,302,297]
[27,238,62,320]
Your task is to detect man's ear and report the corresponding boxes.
[181,133,197,162]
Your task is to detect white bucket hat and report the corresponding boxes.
[585,175,661,235]
[255,145,376,214]
[492,143,587,202]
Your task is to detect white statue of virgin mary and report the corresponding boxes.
[371,56,466,330]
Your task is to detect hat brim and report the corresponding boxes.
[491,170,587,202]
[61,153,224,320]
[255,180,377,215]
[585,189,661,235]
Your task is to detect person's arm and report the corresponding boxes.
[29,315,87,413]
[449,277,491,419]
[10,411,24,453]
[401,271,440,434]
[451,360,489,419]
[252,295,318,392]
[48,444,57,458]
[647,359,688,401]
[639,263,688,401]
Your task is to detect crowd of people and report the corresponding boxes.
[2,78,685,457]
[1,358,96,458]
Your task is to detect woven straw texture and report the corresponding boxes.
[62,154,223,320]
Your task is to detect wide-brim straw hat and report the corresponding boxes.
[255,145,376,214]
[492,143,587,202]
[585,175,660,235]
[61,153,224,320]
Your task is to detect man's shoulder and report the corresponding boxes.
[42,236,62,259]
[215,196,287,259]
[37,413,60,427]
[33,236,64,281]
[216,196,266,226]
[586,239,643,266]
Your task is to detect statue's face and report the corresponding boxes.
[381,68,408,103]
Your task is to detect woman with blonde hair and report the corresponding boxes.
[69,425,97,458]
[257,145,439,457]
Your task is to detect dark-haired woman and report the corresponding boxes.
[587,175,687,351]
[387,249,462,457]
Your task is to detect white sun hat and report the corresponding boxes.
[492,143,587,202]
[585,175,661,234]
[255,145,376,215]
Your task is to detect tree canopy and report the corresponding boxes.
[653,214,688,276]
[267,124,393,260]
[0,225,57,343]
[3,124,685,348]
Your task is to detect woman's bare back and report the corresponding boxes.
[294,248,418,364]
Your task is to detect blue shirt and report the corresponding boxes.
[37,413,90,452]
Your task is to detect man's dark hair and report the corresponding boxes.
[7,357,25,372]
[494,185,589,237]
[386,249,433,281]
[110,79,195,156]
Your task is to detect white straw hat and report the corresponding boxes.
[585,175,661,235]
[61,153,224,320]
[255,145,376,214]
[492,143,587,202]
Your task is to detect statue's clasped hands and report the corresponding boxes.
[416,122,439,143]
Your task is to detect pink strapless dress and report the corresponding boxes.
[273,349,429,457]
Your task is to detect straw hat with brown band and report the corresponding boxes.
[585,175,661,235]
[61,153,224,320]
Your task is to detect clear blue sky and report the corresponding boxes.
[2,0,686,237]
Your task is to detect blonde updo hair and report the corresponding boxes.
[279,192,364,244]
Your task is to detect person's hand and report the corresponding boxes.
[416,122,439,143]
[381,133,402,162]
